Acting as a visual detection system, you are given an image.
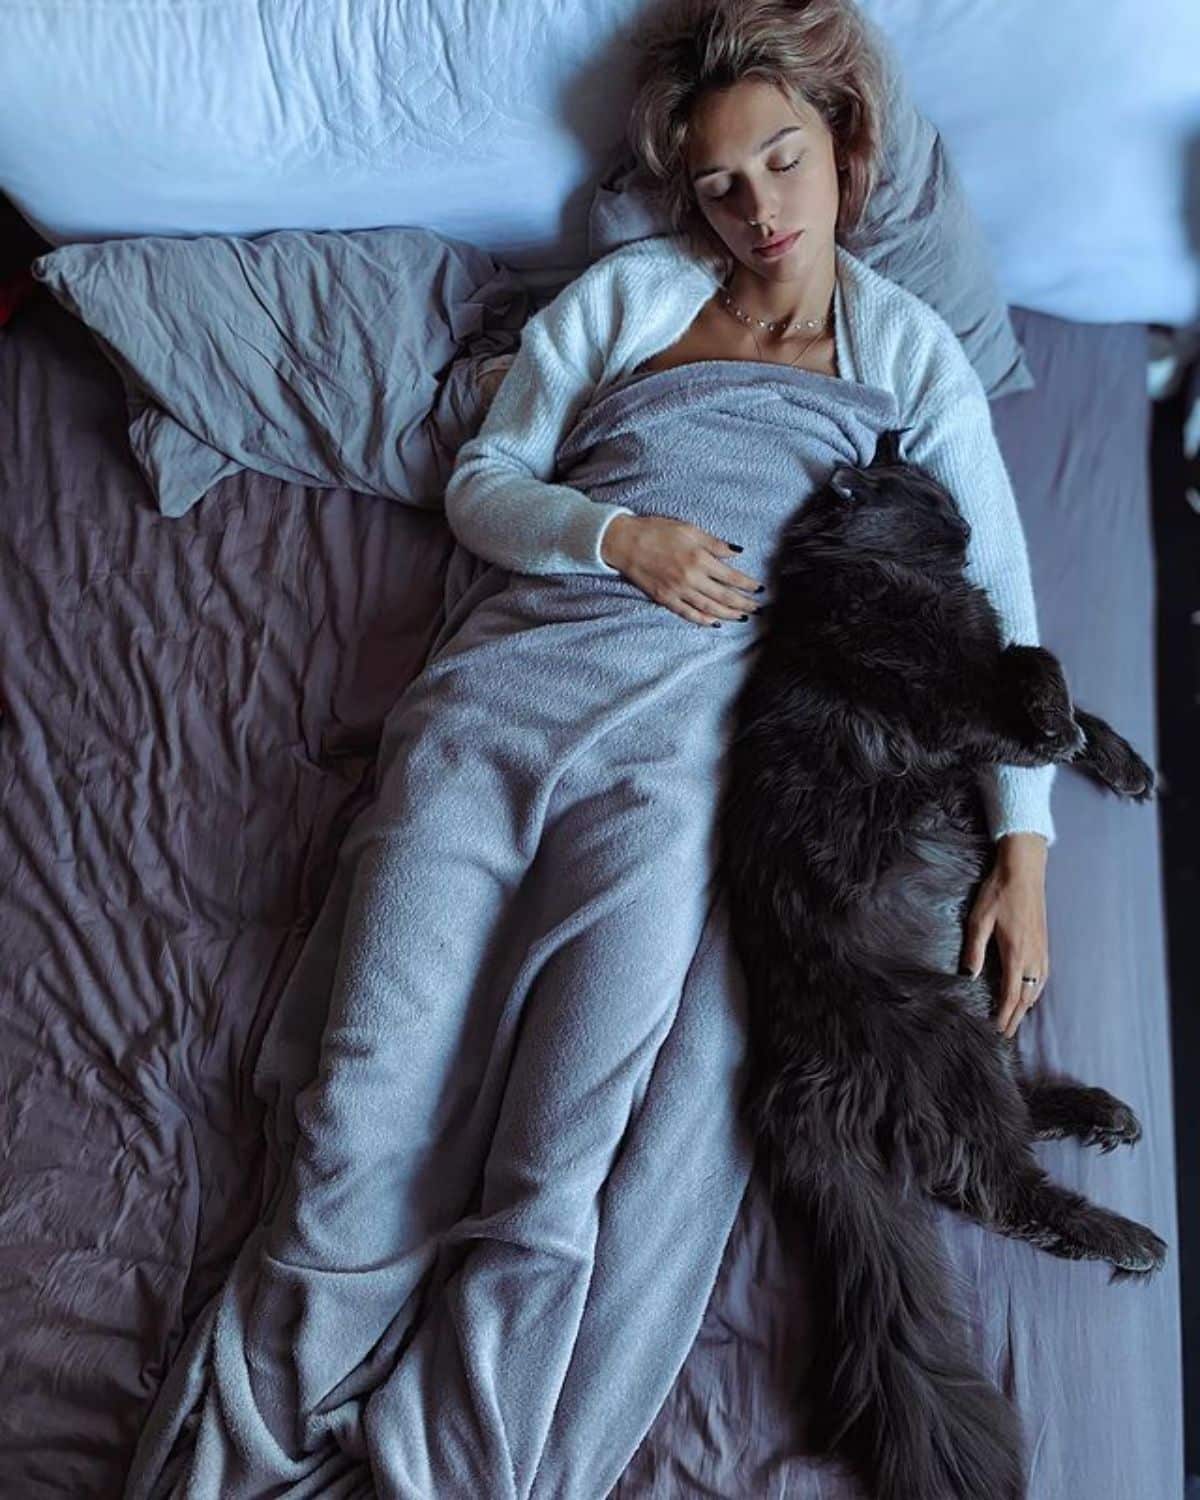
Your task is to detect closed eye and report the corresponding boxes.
[703,157,803,203]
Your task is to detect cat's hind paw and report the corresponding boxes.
[1080,1099,1143,1153]
[1103,747,1157,802]
[1107,1224,1168,1281]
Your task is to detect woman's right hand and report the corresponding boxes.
[599,514,763,627]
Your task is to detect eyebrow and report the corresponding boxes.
[690,125,804,183]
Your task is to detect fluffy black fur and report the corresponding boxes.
[714,430,1168,1500]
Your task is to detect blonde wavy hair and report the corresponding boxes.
[625,0,887,278]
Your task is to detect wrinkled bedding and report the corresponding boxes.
[0,293,1182,1499]
[120,359,900,1500]
[29,226,532,519]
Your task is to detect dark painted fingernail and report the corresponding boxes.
[738,614,748,621]
[711,621,722,628]
[754,585,765,594]
[727,541,743,552]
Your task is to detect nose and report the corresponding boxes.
[739,179,779,230]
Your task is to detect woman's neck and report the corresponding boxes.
[723,244,837,335]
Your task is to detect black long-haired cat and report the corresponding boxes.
[714,430,1167,1500]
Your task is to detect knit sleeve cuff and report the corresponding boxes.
[979,761,1057,847]
[581,503,637,574]
[510,498,636,579]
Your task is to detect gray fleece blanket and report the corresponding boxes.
[121,359,900,1499]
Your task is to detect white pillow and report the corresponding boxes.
[0,0,1195,324]
[871,0,1200,326]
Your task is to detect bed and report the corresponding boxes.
[0,229,1183,1500]
[0,1,1194,1496]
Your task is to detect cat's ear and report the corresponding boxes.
[874,429,905,466]
[829,467,857,501]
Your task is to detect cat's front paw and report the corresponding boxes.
[1012,648,1086,758]
[1101,745,1157,802]
[1072,709,1158,800]
[1025,692,1086,758]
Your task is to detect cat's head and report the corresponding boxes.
[778,430,972,576]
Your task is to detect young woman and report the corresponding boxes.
[449,0,1054,1040]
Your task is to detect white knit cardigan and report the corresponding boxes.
[445,234,1055,845]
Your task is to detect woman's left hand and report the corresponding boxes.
[960,832,1050,1038]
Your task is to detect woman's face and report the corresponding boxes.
[684,78,841,282]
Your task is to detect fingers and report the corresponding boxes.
[960,921,988,981]
[680,583,763,624]
[668,595,741,627]
[657,529,765,626]
[701,534,763,595]
[1000,992,1033,1039]
[997,959,1049,1039]
[997,949,1025,1036]
[997,990,1025,1039]
[963,915,1039,1039]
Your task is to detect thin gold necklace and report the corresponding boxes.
[716,282,834,370]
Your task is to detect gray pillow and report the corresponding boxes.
[31,226,530,517]
[587,21,1034,402]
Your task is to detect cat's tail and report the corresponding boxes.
[780,1156,1025,1500]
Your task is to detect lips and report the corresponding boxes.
[753,231,801,257]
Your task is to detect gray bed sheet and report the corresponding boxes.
[0,292,1183,1498]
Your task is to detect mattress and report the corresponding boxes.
[0,288,1182,1498]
